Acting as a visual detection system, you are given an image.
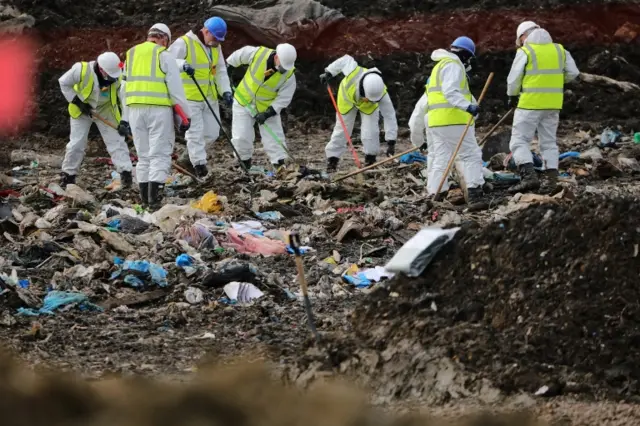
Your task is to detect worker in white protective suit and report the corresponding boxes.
[506,21,580,194]
[426,36,484,203]
[121,23,191,210]
[168,16,232,179]
[59,52,133,188]
[320,55,398,172]
[408,89,432,180]
[226,43,297,169]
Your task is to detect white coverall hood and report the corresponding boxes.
[431,49,463,64]
[523,28,553,45]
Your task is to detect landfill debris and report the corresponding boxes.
[385,227,460,277]
[222,282,264,304]
[110,258,169,288]
[17,290,102,316]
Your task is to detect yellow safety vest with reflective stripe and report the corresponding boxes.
[517,43,566,110]
[124,41,172,107]
[179,35,220,101]
[234,46,294,113]
[426,58,474,127]
[337,66,388,115]
[68,62,122,122]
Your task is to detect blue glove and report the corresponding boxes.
[183,63,195,77]
[222,91,233,107]
[466,104,480,116]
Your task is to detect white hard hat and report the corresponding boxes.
[362,73,385,102]
[97,52,123,79]
[275,43,297,71]
[149,23,171,44]
[516,21,539,45]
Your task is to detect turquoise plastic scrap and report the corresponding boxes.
[111,257,169,288]
[17,290,103,316]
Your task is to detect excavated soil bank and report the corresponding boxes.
[331,196,640,402]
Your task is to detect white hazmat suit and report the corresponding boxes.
[226,46,296,164]
[59,61,132,176]
[507,28,580,170]
[427,49,484,195]
[408,92,434,182]
[168,31,231,167]
[121,49,191,184]
[324,55,398,159]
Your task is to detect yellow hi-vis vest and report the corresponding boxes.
[68,62,122,122]
[124,41,172,107]
[337,66,388,115]
[179,35,220,101]
[426,58,474,127]
[517,42,566,110]
[234,46,294,113]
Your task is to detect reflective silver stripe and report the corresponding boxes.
[126,44,164,80]
[523,43,564,75]
[186,37,211,69]
[125,91,171,99]
[428,103,456,110]
[521,87,564,93]
[426,59,471,111]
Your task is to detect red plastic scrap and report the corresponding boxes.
[0,189,20,198]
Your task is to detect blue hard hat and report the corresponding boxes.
[205,17,227,41]
[451,36,476,56]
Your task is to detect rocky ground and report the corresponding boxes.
[1,0,640,424]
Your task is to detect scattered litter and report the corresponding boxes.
[385,227,460,277]
[111,258,169,288]
[191,191,223,213]
[222,282,264,304]
[17,290,102,316]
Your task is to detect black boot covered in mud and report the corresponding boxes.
[194,165,209,179]
[508,163,540,194]
[540,168,561,195]
[327,157,339,173]
[120,171,132,189]
[60,172,76,188]
[241,159,252,170]
[138,182,149,208]
[466,187,489,211]
[148,182,164,211]
[365,155,376,167]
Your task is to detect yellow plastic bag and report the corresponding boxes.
[191,191,222,213]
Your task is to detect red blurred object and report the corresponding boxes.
[0,36,36,136]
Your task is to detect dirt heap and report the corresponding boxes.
[318,196,640,402]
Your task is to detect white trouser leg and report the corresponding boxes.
[129,107,150,183]
[325,109,357,159]
[509,108,540,166]
[185,100,206,166]
[203,98,221,148]
[95,118,133,173]
[456,126,485,189]
[231,103,255,161]
[360,109,381,156]
[428,127,455,195]
[259,113,287,164]
[537,110,560,170]
[61,115,92,175]
[147,106,175,183]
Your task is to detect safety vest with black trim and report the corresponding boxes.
[426,58,474,127]
[124,41,172,107]
[234,46,295,113]
[337,67,388,115]
[68,61,122,122]
[517,42,566,110]
[179,35,220,101]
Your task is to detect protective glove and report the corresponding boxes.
[419,143,428,152]
[117,120,132,139]
[222,91,233,107]
[71,96,93,116]
[179,118,191,132]
[254,106,276,125]
[507,96,518,109]
[183,63,195,77]
[386,140,396,156]
[466,104,480,117]
[319,71,333,85]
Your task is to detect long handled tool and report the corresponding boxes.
[289,231,319,341]
[90,111,202,182]
[478,107,514,148]
[332,145,421,183]
[326,85,364,185]
[190,76,252,177]
[434,72,495,196]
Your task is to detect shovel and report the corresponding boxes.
[289,231,319,341]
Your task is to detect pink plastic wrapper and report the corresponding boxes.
[222,228,287,256]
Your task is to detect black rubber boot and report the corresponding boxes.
[327,157,339,173]
[508,163,540,194]
[431,190,449,202]
[466,186,489,211]
[540,168,560,195]
[60,172,76,188]
[365,154,376,167]
[120,171,132,189]
[138,182,149,207]
[241,159,252,170]
[194,164,209,178]
[148,181,165,211]
[272,159,285,170]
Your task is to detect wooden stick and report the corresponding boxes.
[331,145,421,183]
[434,72,495,196]
[478,107,514,148]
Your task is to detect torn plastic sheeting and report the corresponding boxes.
[399,152,427,164]
[176,253,198,276]
[17,290,102,316]
[559,151,580,160]
[222,282,264,305]
[231,220,265,235]
[110,257,169,288]
[255,211,284,221]
[599,128,622,148]
[174,222,218,249]
[222,228,287,256]
[385,227,460,277]
[191,191,222,214]
[210,0,344,48]
[342,265,395,288]
[100,204,154,224]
